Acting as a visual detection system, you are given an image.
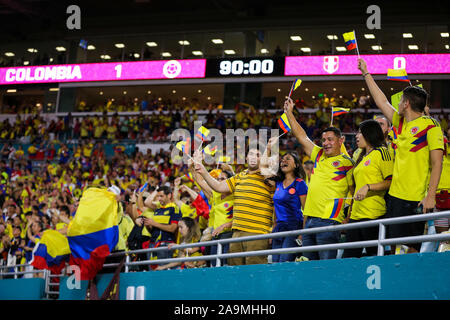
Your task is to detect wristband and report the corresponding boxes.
[363,72,370,77]
[367,184,371,191]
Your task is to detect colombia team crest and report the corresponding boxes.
[364,159,371,166]
[332,160,340,168]
[410,126,419,135]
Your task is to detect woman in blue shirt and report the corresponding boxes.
[264,139,308,262]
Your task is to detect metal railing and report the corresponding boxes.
[1,210,449,299]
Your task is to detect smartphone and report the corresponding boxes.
[415,204,424,214]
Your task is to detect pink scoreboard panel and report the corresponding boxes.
[284,54,450,76]
[0,59,206,85]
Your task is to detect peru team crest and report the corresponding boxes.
[323,56,339,74]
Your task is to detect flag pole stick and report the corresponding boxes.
[277,131,287,139]
[288,82,294,98]
[353,30,361,59]
[331,109,334,127]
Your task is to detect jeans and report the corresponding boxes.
[272,222,302,263]
[302,217,341,260]
[209,231,232,267]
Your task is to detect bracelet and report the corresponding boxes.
[367,184,371,191]
[363,72,370,77]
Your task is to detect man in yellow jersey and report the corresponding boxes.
[435,128,450,233]
[358,59,444,253]
[195,148,275,266]
[285,97,355,260]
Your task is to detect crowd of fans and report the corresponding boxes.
[0,65,449,277]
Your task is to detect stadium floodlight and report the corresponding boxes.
[115,43,125,48]
[371,45,382,50]
[87,45,96,50]
[260,48,269,54]
[133,53,140,58]
[224,49,236,55]
[364,34,375,39]
[211,39,223,44]
[4,52,15,57]
[445,45,449,49]
[327,35,338,40]
[146,42,158,47]
[178,40,190,45]
[192,51,203,56]
[290,35,302,41]
[27,48,38,53]
[6,89,17,93]
[440,32,449,38]
[300,47,311,52]
[335,46,346,51]
[402,33,413,38]
[408,44,419,50]
[49,88,59,91]
[23,61,29,65]
[161,52,172,57]
[197,89,202,93]
[55,46,66,52]
[100,55,111,59]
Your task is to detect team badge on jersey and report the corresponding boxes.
[224,203,229,208]
[410,126,419,135]
[332,161,340,168]
[289,188,296,195]
[364,159,371,166]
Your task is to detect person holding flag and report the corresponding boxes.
[283,96,355,260]
[358,58,444,254]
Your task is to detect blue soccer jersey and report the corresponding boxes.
[273,178,308,225]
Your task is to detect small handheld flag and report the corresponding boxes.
[387,69,410,83]
[195,126,210,142]
[176,138,191,155]
[184,173,194,183]
[139,182,148,193]
[277,113,292,134]
[218,156,231,163]
[288,79,302,97]
[342,30,360,57]
[332,107,350,117]
[203,145,217,156]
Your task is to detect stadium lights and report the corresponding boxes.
[100,55,111,59]
[172,90,176,94]
[300,47,311,52]
[133,53,140,58]
[364,34,375,39]
[335,46,346,51]
[277,88,281,92]
[123,91,127,95]
[146,42,158,47]
[178,40,190,45]
[224,49,236,55]
[327,35,338,40]
[147,90,151,94]
[211,39,223,44]
[305,88,309,91]
[192,51,203,56]
[371,45,382,50]
[4,52,15,57]
[6,89,17,93]
[207,96,211,100]
[290,35,302,41]
[440,32,449,38]
[99,91,103,95]
[402,33,413,38]
[446,45,449,49]
[197,89,202,93]
[49,88,59,91]
[115,43,125,48]
[87,45,96,50]
[161,52,172,57]
[27,48,38,53]
[23,61,29,65]
[260,48,269,54]
[55,46,66,52]
[408,44,419,50]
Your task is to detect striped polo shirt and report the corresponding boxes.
[226,169,275,234]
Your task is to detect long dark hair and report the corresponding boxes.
[356,119,385,166]
[273,150,306,182]
[180,217,201,244]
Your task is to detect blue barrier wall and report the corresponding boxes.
[0,278,46,300]
[59,252,450,300]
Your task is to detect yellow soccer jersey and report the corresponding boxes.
[303,145,355,223]
[209,191,234,233]
[437,138,450,192]
[180,203,197,219]
[389,113,444,201]
[351,147,394,220]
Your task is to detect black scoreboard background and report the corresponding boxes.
[205,57,285,78]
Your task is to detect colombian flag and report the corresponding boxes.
[278,113,292,133]
[184,172,194,183]
[288,79,302,97]
[67,188,119,280]
[203,145,217,156]
[195,126,210,142]
[332,107,350,117]
[387,69,409,82]
[342,31,357,51]
[218,156,231,163]
[31,229,71,274]
[176,138,191,155]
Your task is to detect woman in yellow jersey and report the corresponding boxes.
[343,120,394,258]
[155,217,204,270]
